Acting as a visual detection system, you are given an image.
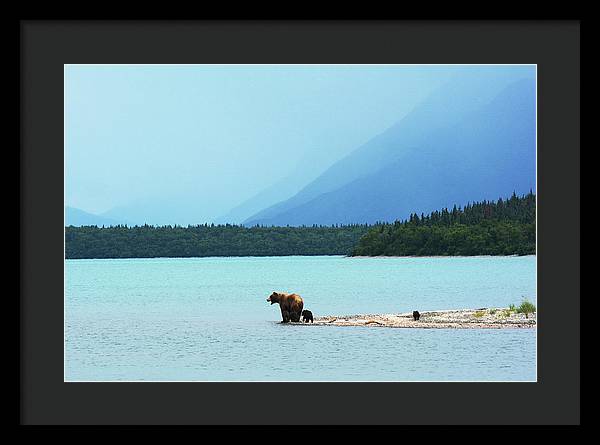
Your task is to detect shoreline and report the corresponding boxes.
[66,254,536,261]
[289,308,536,329]
[347,255,535,259]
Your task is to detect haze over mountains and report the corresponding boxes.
[66,206,125,227]
[242,74,536,227]
[66,68,536,228]
[214,147,353,224]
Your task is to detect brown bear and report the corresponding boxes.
[302,310,314,323]
[267,291,304,323]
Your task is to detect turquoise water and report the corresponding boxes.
[65,256,536,381]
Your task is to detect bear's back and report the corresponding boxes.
[281,293,303,310]
[277,292,302,301]
[289,293,303,303]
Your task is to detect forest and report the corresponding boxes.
[65,193,535,259]
[65,223,370,259]
[350,192,536,256]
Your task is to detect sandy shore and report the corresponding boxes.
[291,308,536,329]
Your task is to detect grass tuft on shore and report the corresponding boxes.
[515,298,536,318]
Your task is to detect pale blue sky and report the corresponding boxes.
[65,64,534,224]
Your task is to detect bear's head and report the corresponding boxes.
[266,292,281,305]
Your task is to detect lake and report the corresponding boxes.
[65,255,536,381]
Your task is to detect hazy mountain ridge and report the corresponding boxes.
[244,76,535,227]
[243,72,528,225]
[214,149,346,224]
[66,206,125,227]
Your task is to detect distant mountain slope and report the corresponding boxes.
[66,206,125,227]
[215,175,308,224]
[215,150,343,224]
[244,72,530,226]
[245,76,535,227]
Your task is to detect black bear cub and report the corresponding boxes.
[413,311,421,321]
[302,310,314,323]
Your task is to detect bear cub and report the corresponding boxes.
[413,310,421,321]
[302,310,314,323]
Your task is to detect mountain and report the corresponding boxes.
[65,206,125,227]
[214,175,310,224]
[99,200,188,227]
[244,75,536,227]
[215,149,349,224]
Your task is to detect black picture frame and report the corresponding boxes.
[20,20,580,425]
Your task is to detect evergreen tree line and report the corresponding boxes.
[350,192,536,257]
[65,223,371,259]
[65,192,535,259]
